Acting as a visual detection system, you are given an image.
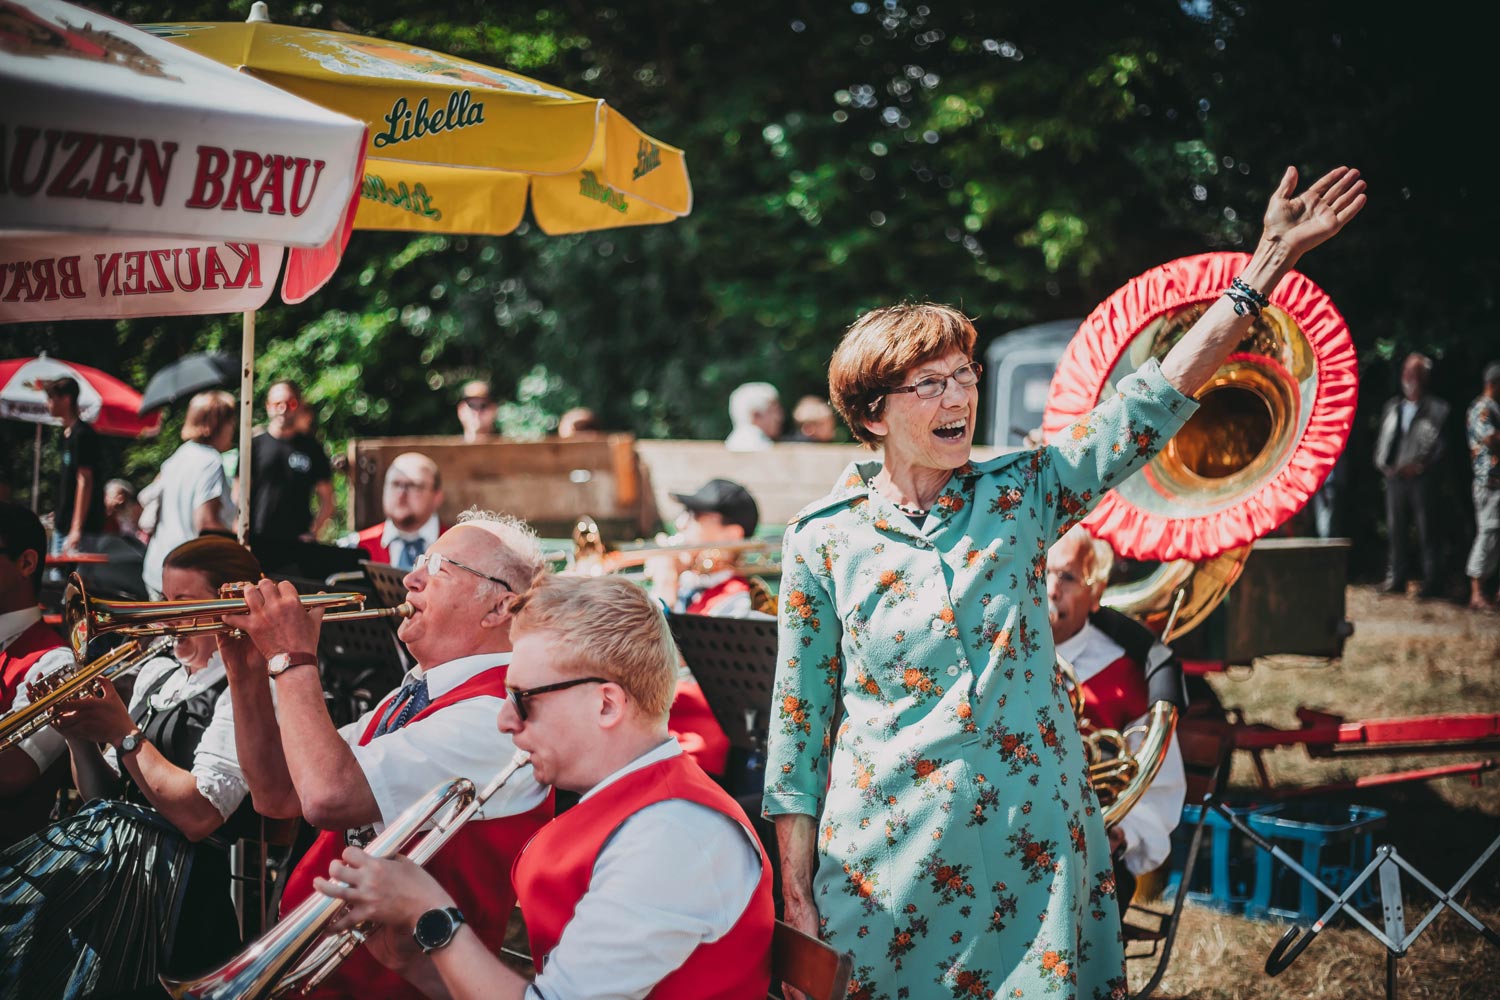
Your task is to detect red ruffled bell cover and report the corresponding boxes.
[1041,251,1357,562]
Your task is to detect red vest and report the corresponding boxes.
[1080,654,1150,734]
[513,753,774,1000]
[667,679,730,777]
[351,521,447,565]
[0,618,68,846]
[281,665,554,1000]
[0,618,65,714]
[684,575,752,616]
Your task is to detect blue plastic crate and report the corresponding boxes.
[1245,801,1386,924]
[1163,801,1263,914]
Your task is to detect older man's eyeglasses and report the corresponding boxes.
[869,362,982,411]
[413,551,515,592]
[508,677,609,721]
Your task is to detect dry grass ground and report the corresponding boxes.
[1129,586,1500,999]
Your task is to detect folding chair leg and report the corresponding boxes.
[1132,769,1221,1000]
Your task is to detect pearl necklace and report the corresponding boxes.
[868,477,932,517]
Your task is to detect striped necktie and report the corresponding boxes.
[372,677,430,737]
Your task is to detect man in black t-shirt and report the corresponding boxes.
[247,382,333,543]
[43,377,106,554]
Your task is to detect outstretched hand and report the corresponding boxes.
[1262,165,1367,260]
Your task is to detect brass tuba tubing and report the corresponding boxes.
[0,636,174,751]
[161,751,533,1000]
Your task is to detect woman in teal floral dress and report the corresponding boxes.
[764,166,1365,1000]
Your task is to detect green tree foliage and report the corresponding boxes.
[4,1,1495,573]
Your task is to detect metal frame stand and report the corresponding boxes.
[1205,796,1500,999]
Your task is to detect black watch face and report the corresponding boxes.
[415,909,454,950]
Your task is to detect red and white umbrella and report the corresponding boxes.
[0,355,161,509]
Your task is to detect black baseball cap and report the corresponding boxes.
[671,479,759,537]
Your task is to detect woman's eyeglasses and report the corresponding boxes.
[868,362,982,411]
[413,551,515,592]
[508,677,609,721]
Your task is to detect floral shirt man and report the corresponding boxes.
[765,360,1195,1000]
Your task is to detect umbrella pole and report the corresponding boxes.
[31,423,41,512]
[237,311,255,545]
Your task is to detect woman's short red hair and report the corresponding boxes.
[828,302,978,447]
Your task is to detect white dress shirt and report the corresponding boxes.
[1056,621,1187,876]
[526,740,763,1000]
[338,514,441,569]
[381,514,440,570]
[102,651,255,820]
[2,607,74,772]
[1399,398,1418,434]
[337,652,549,832]
[724,426,775,452]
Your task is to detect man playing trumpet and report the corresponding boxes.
[223,509,554,999]
[318,574,776,1000]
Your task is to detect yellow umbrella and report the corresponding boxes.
[143,3,691,236]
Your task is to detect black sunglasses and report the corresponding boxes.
[508,676,610,721]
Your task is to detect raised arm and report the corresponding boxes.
[219,634,301,819]
[225,580,381,829]
[1160,165,1366,396]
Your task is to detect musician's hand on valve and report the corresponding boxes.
[316,847,453,931]
[51,682,134,746]
[223,578,325,661]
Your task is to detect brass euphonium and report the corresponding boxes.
[161,751,533,1000]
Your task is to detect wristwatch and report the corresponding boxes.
[268,651,319,678]
[412,906,466,953]
[117,728,146,756]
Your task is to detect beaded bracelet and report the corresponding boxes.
[1224,287,1262,318]
[1231,276,1270,309]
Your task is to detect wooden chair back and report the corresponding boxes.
[770,919,853,1000]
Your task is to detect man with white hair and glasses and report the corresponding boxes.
[222,509,554,1000]
[725,381,784,451]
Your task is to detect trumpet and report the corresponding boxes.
[162,751,534,1000]
[63,573,413,656]
[0,636,174,751]
[571,514,777,575]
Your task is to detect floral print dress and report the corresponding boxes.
[763,359,1196,1000]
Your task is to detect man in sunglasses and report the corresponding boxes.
[317,574,775,1000]
[221,509,554,1000]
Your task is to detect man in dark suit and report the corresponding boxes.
[1374,353,1450,597]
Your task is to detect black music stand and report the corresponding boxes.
[273,572,409,726]
[666,613,779,798]
[361,561,413,617]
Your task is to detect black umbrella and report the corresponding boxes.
[137,352,240,414]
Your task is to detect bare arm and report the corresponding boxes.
[319,852,528,1000]
[309,480,335,540]
[192,498,223,533]
[50,681,222,838]
[64,734,121,800]
[65,467,94,549]
[0,745,43,796]
[1161,166,1367,397]
[225,580,380,829]
[219,635,301,818]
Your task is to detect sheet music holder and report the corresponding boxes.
[361,560,413,616]
[666,613,778,791]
